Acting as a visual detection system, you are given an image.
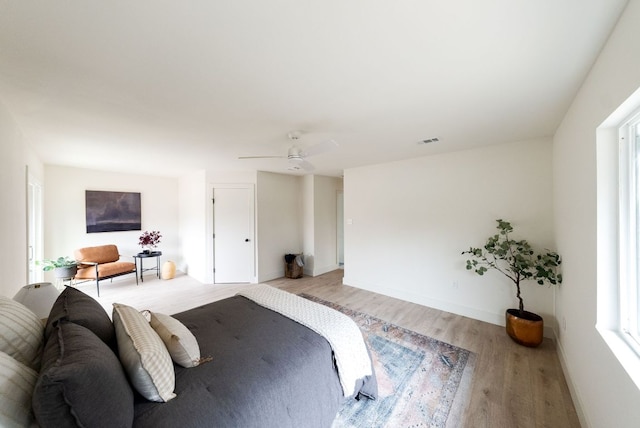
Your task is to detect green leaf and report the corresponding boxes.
[462,219,563,306]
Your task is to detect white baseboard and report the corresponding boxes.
[554,336,589,428]
[258,269,284,283]
[313,264,340,277]
[343,276,555,338]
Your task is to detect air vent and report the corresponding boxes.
[419,137,440,145]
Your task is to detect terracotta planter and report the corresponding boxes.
[505,309,543,347]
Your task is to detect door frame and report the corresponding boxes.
[336,189,344,267]
[27,167,43,284]
[210,183,256,284]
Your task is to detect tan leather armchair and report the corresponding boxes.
[74,245,137,296]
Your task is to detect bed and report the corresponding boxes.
[1,285,377,428]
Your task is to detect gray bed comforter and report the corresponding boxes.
[132,295,377,428]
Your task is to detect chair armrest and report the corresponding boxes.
[77,261,99,266]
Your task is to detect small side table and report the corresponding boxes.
[133,251,162,282]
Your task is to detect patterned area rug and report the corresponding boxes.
[301,295,476,428]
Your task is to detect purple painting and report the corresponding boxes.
[85,190,141,233]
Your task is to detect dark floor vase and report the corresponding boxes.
[505,309,544,347]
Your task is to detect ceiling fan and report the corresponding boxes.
[238,132,338,172]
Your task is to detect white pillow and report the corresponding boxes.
[0,296,44,371]
[112,303,176,402]
[0,351,37,428]
[150,312,201,368]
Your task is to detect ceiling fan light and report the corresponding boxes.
[287,131,302,140]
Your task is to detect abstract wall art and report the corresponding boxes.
[85,190,141,233]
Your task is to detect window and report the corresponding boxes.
[619,111,640,356]
[596,88,640,391]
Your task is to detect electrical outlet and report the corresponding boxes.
[452,281,459,289]
[562,316,567,331]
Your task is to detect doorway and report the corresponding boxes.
[337,190,344,267]
[27,168,43,284]
[212,185,255,283]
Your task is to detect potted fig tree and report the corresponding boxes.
[462,219,562,347]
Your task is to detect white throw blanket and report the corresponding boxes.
[237,284,372,397]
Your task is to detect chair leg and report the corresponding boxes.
[93,264,101,297]
[133,256,139,286]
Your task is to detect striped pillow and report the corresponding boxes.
[0,296,44,371]
[0,351,37,428]
[112,303,176,402]
[150,312,201,368]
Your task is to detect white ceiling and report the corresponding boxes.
[0,1,628,177]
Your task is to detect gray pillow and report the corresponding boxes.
[33,321,134,428]
[45,286,117,351]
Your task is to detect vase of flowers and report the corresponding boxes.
[139,230,162,254]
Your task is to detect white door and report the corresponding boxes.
[213,186,254,283]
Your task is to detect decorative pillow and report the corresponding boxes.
[45,286,117,351]
[150,312,201,368]
[113,303,176,402]
[0,296,44,371]
[0,351,37,428]
[32,321,134,428]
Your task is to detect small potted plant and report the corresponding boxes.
[462,219,562,347]
[38,256,78,279]
[139,230,162,254]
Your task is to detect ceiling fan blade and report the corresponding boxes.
[300,139,338,158]
[238,155,286,159]
[299,159,315,171]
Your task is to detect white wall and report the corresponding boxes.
[344,139,556,332]
[43,165,180,282]
[0,99,43,297]
[40,166,259,286]
[553,1,640,427]
[180,170,311,283]
[256,171,303,281]
[178,170,208,282]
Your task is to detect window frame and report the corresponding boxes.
[619,111,640,355]
[596,87,640,392]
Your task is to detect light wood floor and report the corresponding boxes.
[75,269,580,428]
